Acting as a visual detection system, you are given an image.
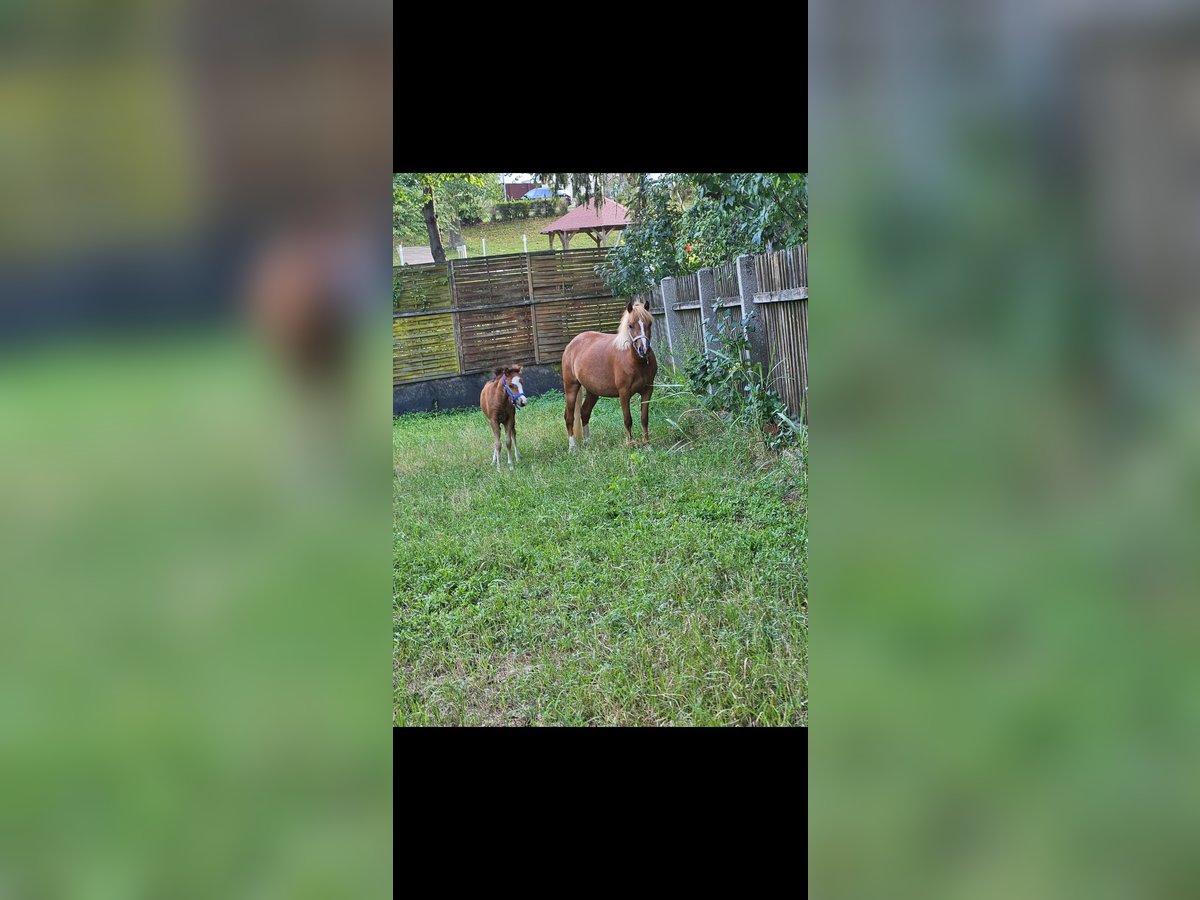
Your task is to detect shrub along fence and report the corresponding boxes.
[631,244,808,420]
[394,244,807,418]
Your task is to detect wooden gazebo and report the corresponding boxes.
[539,199,630,250]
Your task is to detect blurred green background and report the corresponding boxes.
[0,0,392,895]
[0,335,393,898]
[811,2,1200,897]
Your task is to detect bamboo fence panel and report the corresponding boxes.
[528,247,609,300]
[448,254,530,308]
[458,305,535,374]
[532,297,628,361]
[393,314,458,384]
[393,264,452,313]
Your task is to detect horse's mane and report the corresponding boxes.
[614,302,653,350]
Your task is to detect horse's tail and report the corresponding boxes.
[573,387,584,442]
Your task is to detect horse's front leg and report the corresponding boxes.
[505,418,514,469]
[487,417,501,472]
[619,390,634,445]
[640,387,653,446]
[579,390,598,445]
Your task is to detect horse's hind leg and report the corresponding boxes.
[564,379,580,451]
[580,390,599,444]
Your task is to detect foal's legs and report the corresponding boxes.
[505,417,515,469]
[640,386,653,445]
[564,379,580,451]
[510,416,520,463]
[489,417,502,470]
[619,389,634,445]
[579,390,599,444]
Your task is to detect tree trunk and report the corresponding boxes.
[423,186,445,264]
[446,217,463,252]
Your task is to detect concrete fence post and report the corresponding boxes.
[736,254,769,368]
[660,277,681,370]
[697,267,717,354]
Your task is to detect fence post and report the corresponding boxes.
[697,267,717,354]
[447,259,466,375]
[523,233,528,253]
[660,277,682,370]
[482,238,487,257]
[526,252,543,364]
[398,244,405,266]
[736,253,769,375]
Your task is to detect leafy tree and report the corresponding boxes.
[392,174,425,242]
[392,173,493,263]
[598,173,808,295]
[689,172,808,248]
[439,175,502,239]
[597,176,682,297]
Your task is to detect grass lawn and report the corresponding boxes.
[393,387,808,726]
[397,212,622,259]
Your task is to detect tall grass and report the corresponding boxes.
[394,388,807,726]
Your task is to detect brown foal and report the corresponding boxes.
[480,365,527,469]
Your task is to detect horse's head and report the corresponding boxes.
[496,365,527,407]
[625,300,653,360]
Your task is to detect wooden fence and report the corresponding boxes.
[753,246,809,418]
[393,247,625,384]
[631,245,808,418]
[394,244,807,419]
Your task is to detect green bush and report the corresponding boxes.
[682,304,805,452]
[495,198,559,218]
[496,201,535,220]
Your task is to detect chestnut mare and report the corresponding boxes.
[562,300,657,449]
[480,365,528,469]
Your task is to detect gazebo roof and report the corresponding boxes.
[539,199,631,234]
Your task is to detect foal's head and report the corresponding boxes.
[616,300,654,360]
[495,365,527,407]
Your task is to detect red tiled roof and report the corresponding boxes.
[540,199,631,234]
